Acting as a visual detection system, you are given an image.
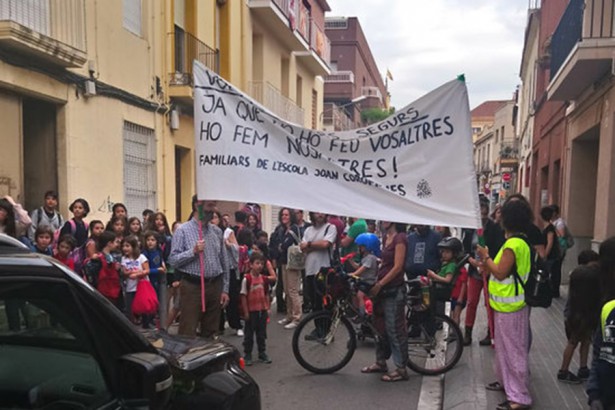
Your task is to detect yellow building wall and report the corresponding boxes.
[0,92,22,200]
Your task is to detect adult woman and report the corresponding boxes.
[273,208,302,329]
[212,210,243,335]
[0,198,17,237]
[476,200,533,410]
[362,221,408,382]
[246,213,261,237]
[540,206,561,297]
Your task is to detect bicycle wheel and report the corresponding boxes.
[406,312,463,376]
[292,310,357,374]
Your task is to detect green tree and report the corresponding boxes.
[361,107,395,125]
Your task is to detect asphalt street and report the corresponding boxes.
[220,310,423,410]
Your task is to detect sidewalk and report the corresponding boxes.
[443,285,589,409]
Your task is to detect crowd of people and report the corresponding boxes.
[1,190,615,408]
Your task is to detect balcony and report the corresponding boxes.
[361,86,383,103]
[322,102,354,131]
[499,140,520,169]
[248,81,305,126]
[168,29,219,104]
[294,18,331,76]
[325,70,355,83]
[0,0,86,67]
[248,0,309,51]
[548,0,615,101]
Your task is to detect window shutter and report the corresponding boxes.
[123,0,142,36]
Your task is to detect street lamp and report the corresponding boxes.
[319,95,367,130]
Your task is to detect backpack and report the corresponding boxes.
[557,224,575,251]
[245,273,269,295]
[511,234,553,308]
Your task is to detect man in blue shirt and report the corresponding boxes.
[404,225,442,279]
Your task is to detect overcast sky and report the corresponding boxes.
[327,0,529,110]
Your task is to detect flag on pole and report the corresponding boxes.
[386,69,394,81]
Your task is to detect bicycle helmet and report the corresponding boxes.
[437,237,463,255]
[354,233,381,257]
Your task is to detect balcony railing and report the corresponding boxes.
[168,30,219,86]
[549,0,584,79]
[325,70,354,83]
[0,0,86,66]
[310,19,330,65]
[248,81,305,125]
[296,1,310,43]
[361,86,383,101]
[322,102,354,131]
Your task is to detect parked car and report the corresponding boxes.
[0,234,260,409]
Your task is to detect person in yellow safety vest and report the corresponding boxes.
[587,299,615,410]
[475,199,533,410]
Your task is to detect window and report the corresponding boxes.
[311,89,318,129]
[123,0,142,36]
[0,280,111,407]
[495,129,499,143]
[123,121,157,216]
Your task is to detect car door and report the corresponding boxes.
[0,274,119,409]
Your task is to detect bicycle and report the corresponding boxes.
[291,267,464,376]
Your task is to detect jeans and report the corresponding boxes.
[244,310,268,355]
[373,286,408,369]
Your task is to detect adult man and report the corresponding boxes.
[340,217,368,262]
[404,225,442,279]
[169,195,229,338]
[295,209,311,237]
[28,190,64,242]
[300,212,337,314]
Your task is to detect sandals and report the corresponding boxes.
[486,381,504,391]
[381,368,409,382]
[361,363,388,373]
[496,401,530,410]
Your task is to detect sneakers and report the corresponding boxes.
[278,318,291,325]
[258,353,272,364]
[479,335,492,346]
[557,370,582,384]
[578,367,590,380]
[284,321,298,330]
[244,354,253,366]
[236,329,244,337]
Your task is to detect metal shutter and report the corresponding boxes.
[123,121,156,217]
[123,0,141,36]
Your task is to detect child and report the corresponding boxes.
[426,237,466,320]
[28,190,64,242]
[54,234,76,270]
[106,215,128,242]
[348,233,381,318]
[128,217,143,241]
[31,225,53,255]
[142,231,166,304]
[558,250,601,384]
[85,220,105,259]
[83,231,122,308]
[59,198,90,247]
[240,251,276,365]
[121,235,151,328]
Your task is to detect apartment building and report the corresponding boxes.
[0,0,165,219]
[322,16,387,131]
[517,5,540,199]
[547,0,615,246]
[472,101,506,199]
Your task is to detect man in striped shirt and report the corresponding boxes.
[169,196,230,338]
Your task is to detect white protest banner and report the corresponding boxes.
[194,61,480,228]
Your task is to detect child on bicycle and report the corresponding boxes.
[347,233,381,319]
[426,237,467,321]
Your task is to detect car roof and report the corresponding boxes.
[0,233,63,275]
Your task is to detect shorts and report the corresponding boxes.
[564,319,591,343]
[451,298,466,311]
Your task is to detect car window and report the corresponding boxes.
[0,279,112,409]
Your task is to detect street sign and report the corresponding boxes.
[503,181,511,190]
[502,172,511,182]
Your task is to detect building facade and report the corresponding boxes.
[322,16,387,131]
[0,0,166,220]
[547,0,615,246]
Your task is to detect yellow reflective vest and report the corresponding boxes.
[488,237,531,313]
